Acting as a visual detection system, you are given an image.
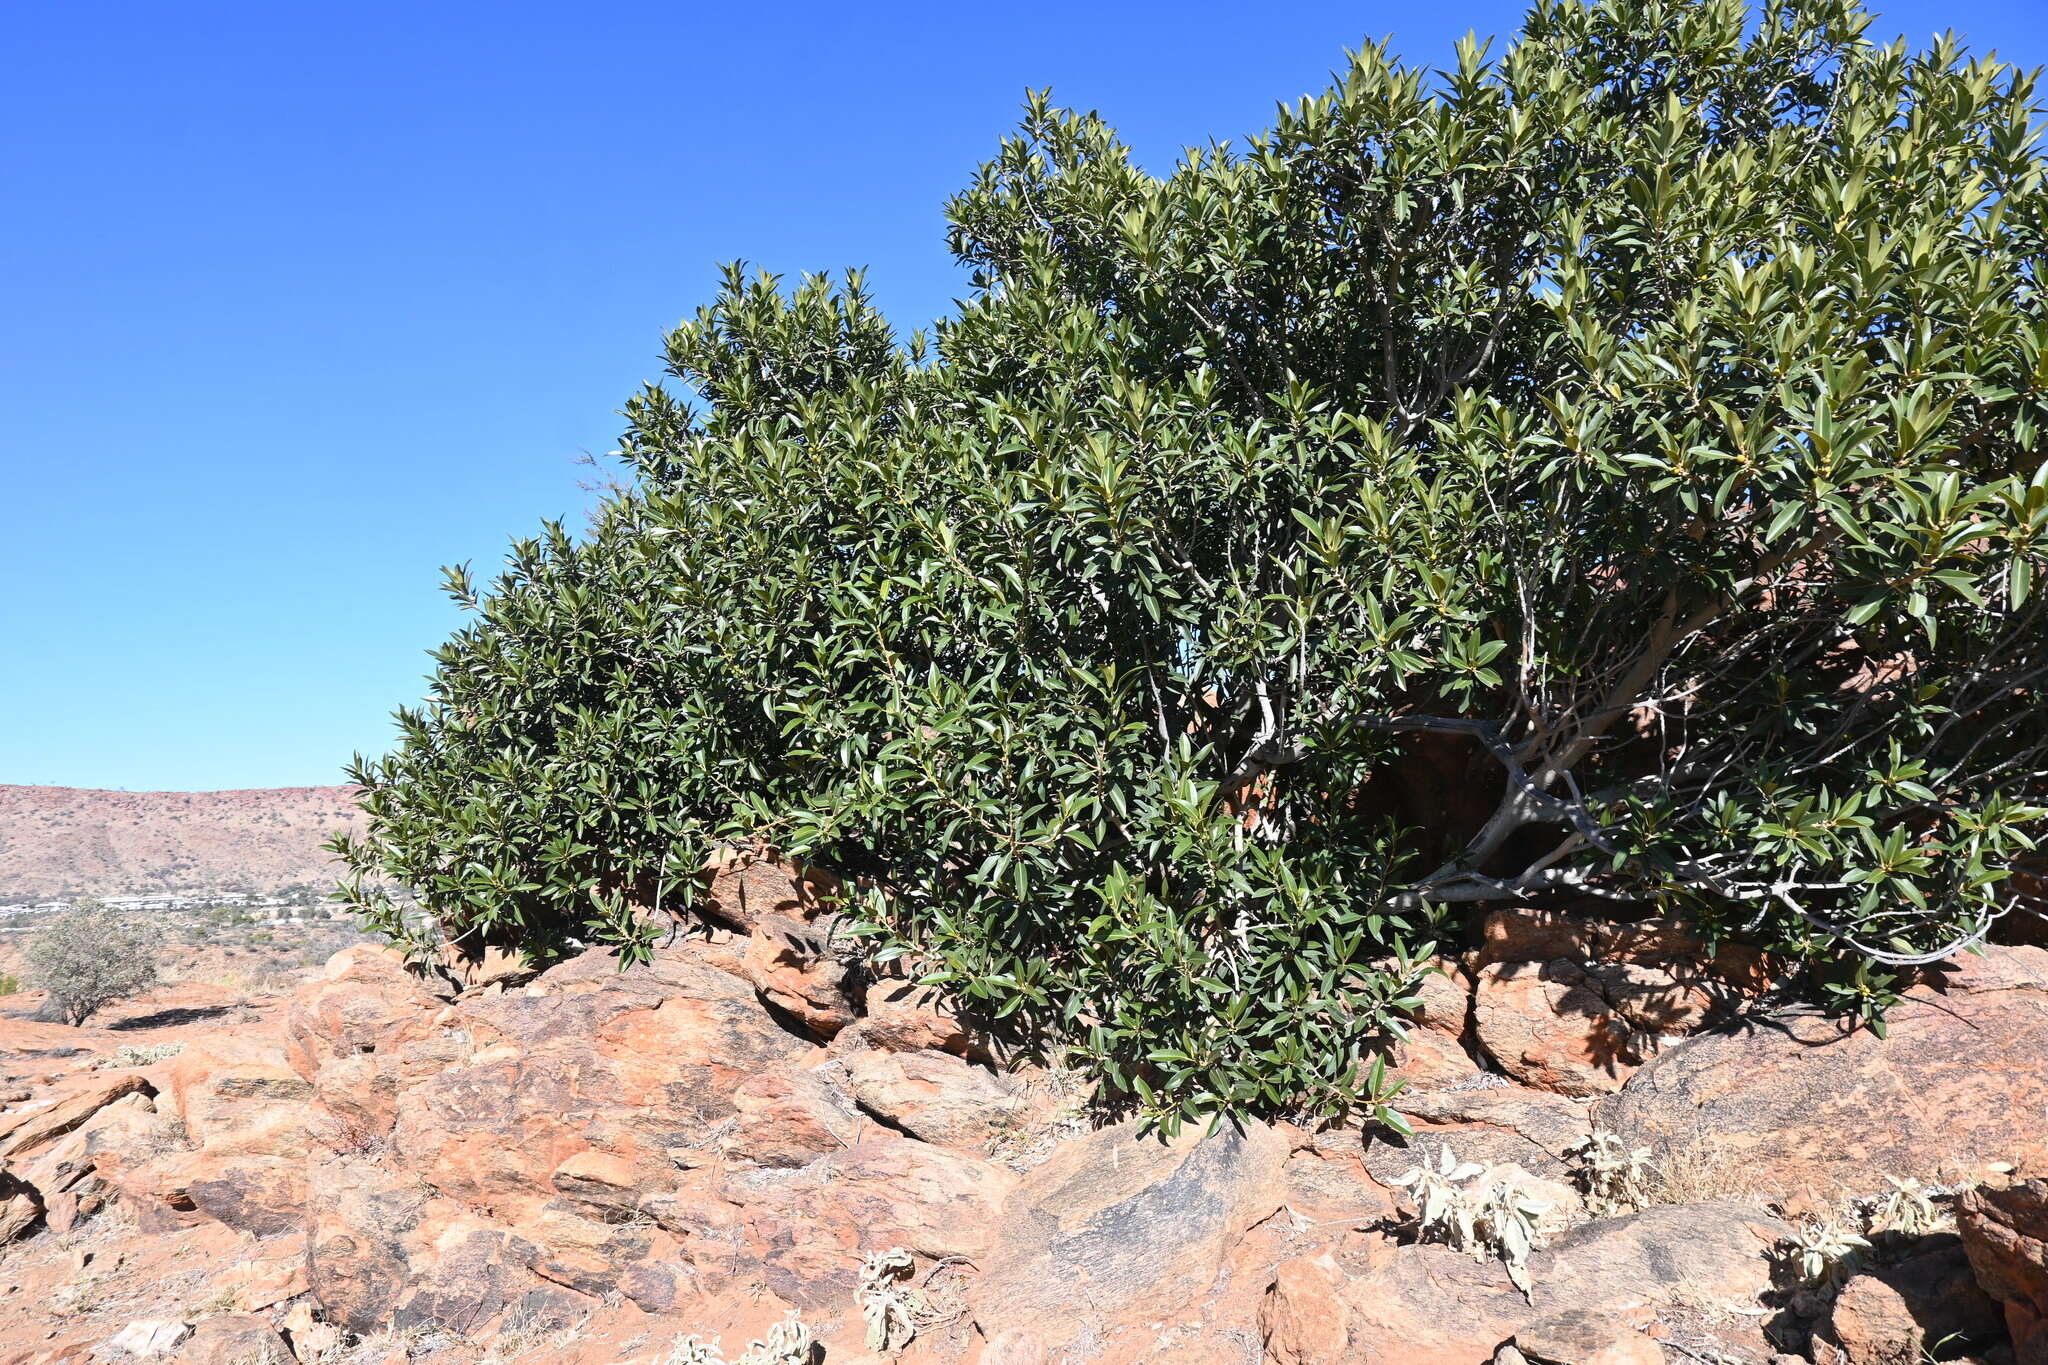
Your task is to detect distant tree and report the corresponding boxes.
[340,0,2048,1128]
[26,900,164,1026]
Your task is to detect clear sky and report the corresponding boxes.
[4,0,2044,791]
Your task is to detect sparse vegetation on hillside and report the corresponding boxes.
[0,784,365,904]
[339,0,2048,1129]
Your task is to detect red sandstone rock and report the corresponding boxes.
[1959,1178,2048,1355]
[718,1136,1017,1307]
[725,1066,863,1168]
[1261,1255,1352,1365]
[1384,1026,1485,1091]
[1472,958,1644,1095]
[843,1047,1025,1149]
[1266,1201,1789,1364]
[694,846,841,931]
[835,979,983,1058]
[0,1170,41,1244]
[1514,1308,1663,1365]
[182,1152,305,1237]
[1412,957,1475,1035]
[0,1074,149,1160]
[968,1118,1290,1358]
[284,945,441,1084]
[1597,954,2048,1201]
[388,946,816,1226]
[164,1038,312,1150]
[741,913,860,1037]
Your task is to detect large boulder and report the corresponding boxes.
[833,979,985,1059]
[1467,912,1765,1097]
[286,944,445,1148]
[1595,946,2048,1202]
[296,938,831,1335]
[968,1118,1290,1361]
[160,1038,312,1235]
[1261,1201,1791,1365]
[843,1048,1026,1150]
[1815,1238,2003,1364]
[284,945,442,1084]
[1471,959,1646,1096]
[163,1038,312,1150]
[740,913,862,1038]
[1958,1178,2048,1356]
[692,846,841,932]
[388,945,817,1226]
[711,1136,1016,1307]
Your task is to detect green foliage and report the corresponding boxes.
[0,973,20,996]
[338,0,2048,1130]
[25,900,164,1026]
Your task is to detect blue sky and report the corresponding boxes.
[4,0,2044,791]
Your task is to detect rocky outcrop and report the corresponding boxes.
[1595,947,2048,1202]
[1959,1178,2048,1357]
[1815,1238,2003,1364]
[719,1136,1015,1307]
[0,1073,161,1246]
[1262,1202,1791,1364]
[161,1038,313,1236]
[271,858,1045,1356]
[1467,910,1768,1096]
[741,913,862,1037]
[0,1073,149,1160]
[843,1047,1026,1148]
[969,1118,1290,1361]
[15,892,2048,1365]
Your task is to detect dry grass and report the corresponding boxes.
[1640,1138,1771,1208]
[474,1307,590,1363]
[212,965,298,997]
[133,1113,196,1158]
[318,1323,450,1365]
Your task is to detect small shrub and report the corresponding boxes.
[858,1247,918,1352]
[1570,1129,1655,1217]
[1862,1175,1948,1240]
[25,900,165,1025]
[663,1312,815,1365]
[92,1041,185,1069]
[1782,1217,1870,1287]
[0,973,20,996]
[1391,1144,1551,1299]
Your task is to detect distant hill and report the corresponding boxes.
[0,784,368,902]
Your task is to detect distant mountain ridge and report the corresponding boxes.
[0,784,367,902]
